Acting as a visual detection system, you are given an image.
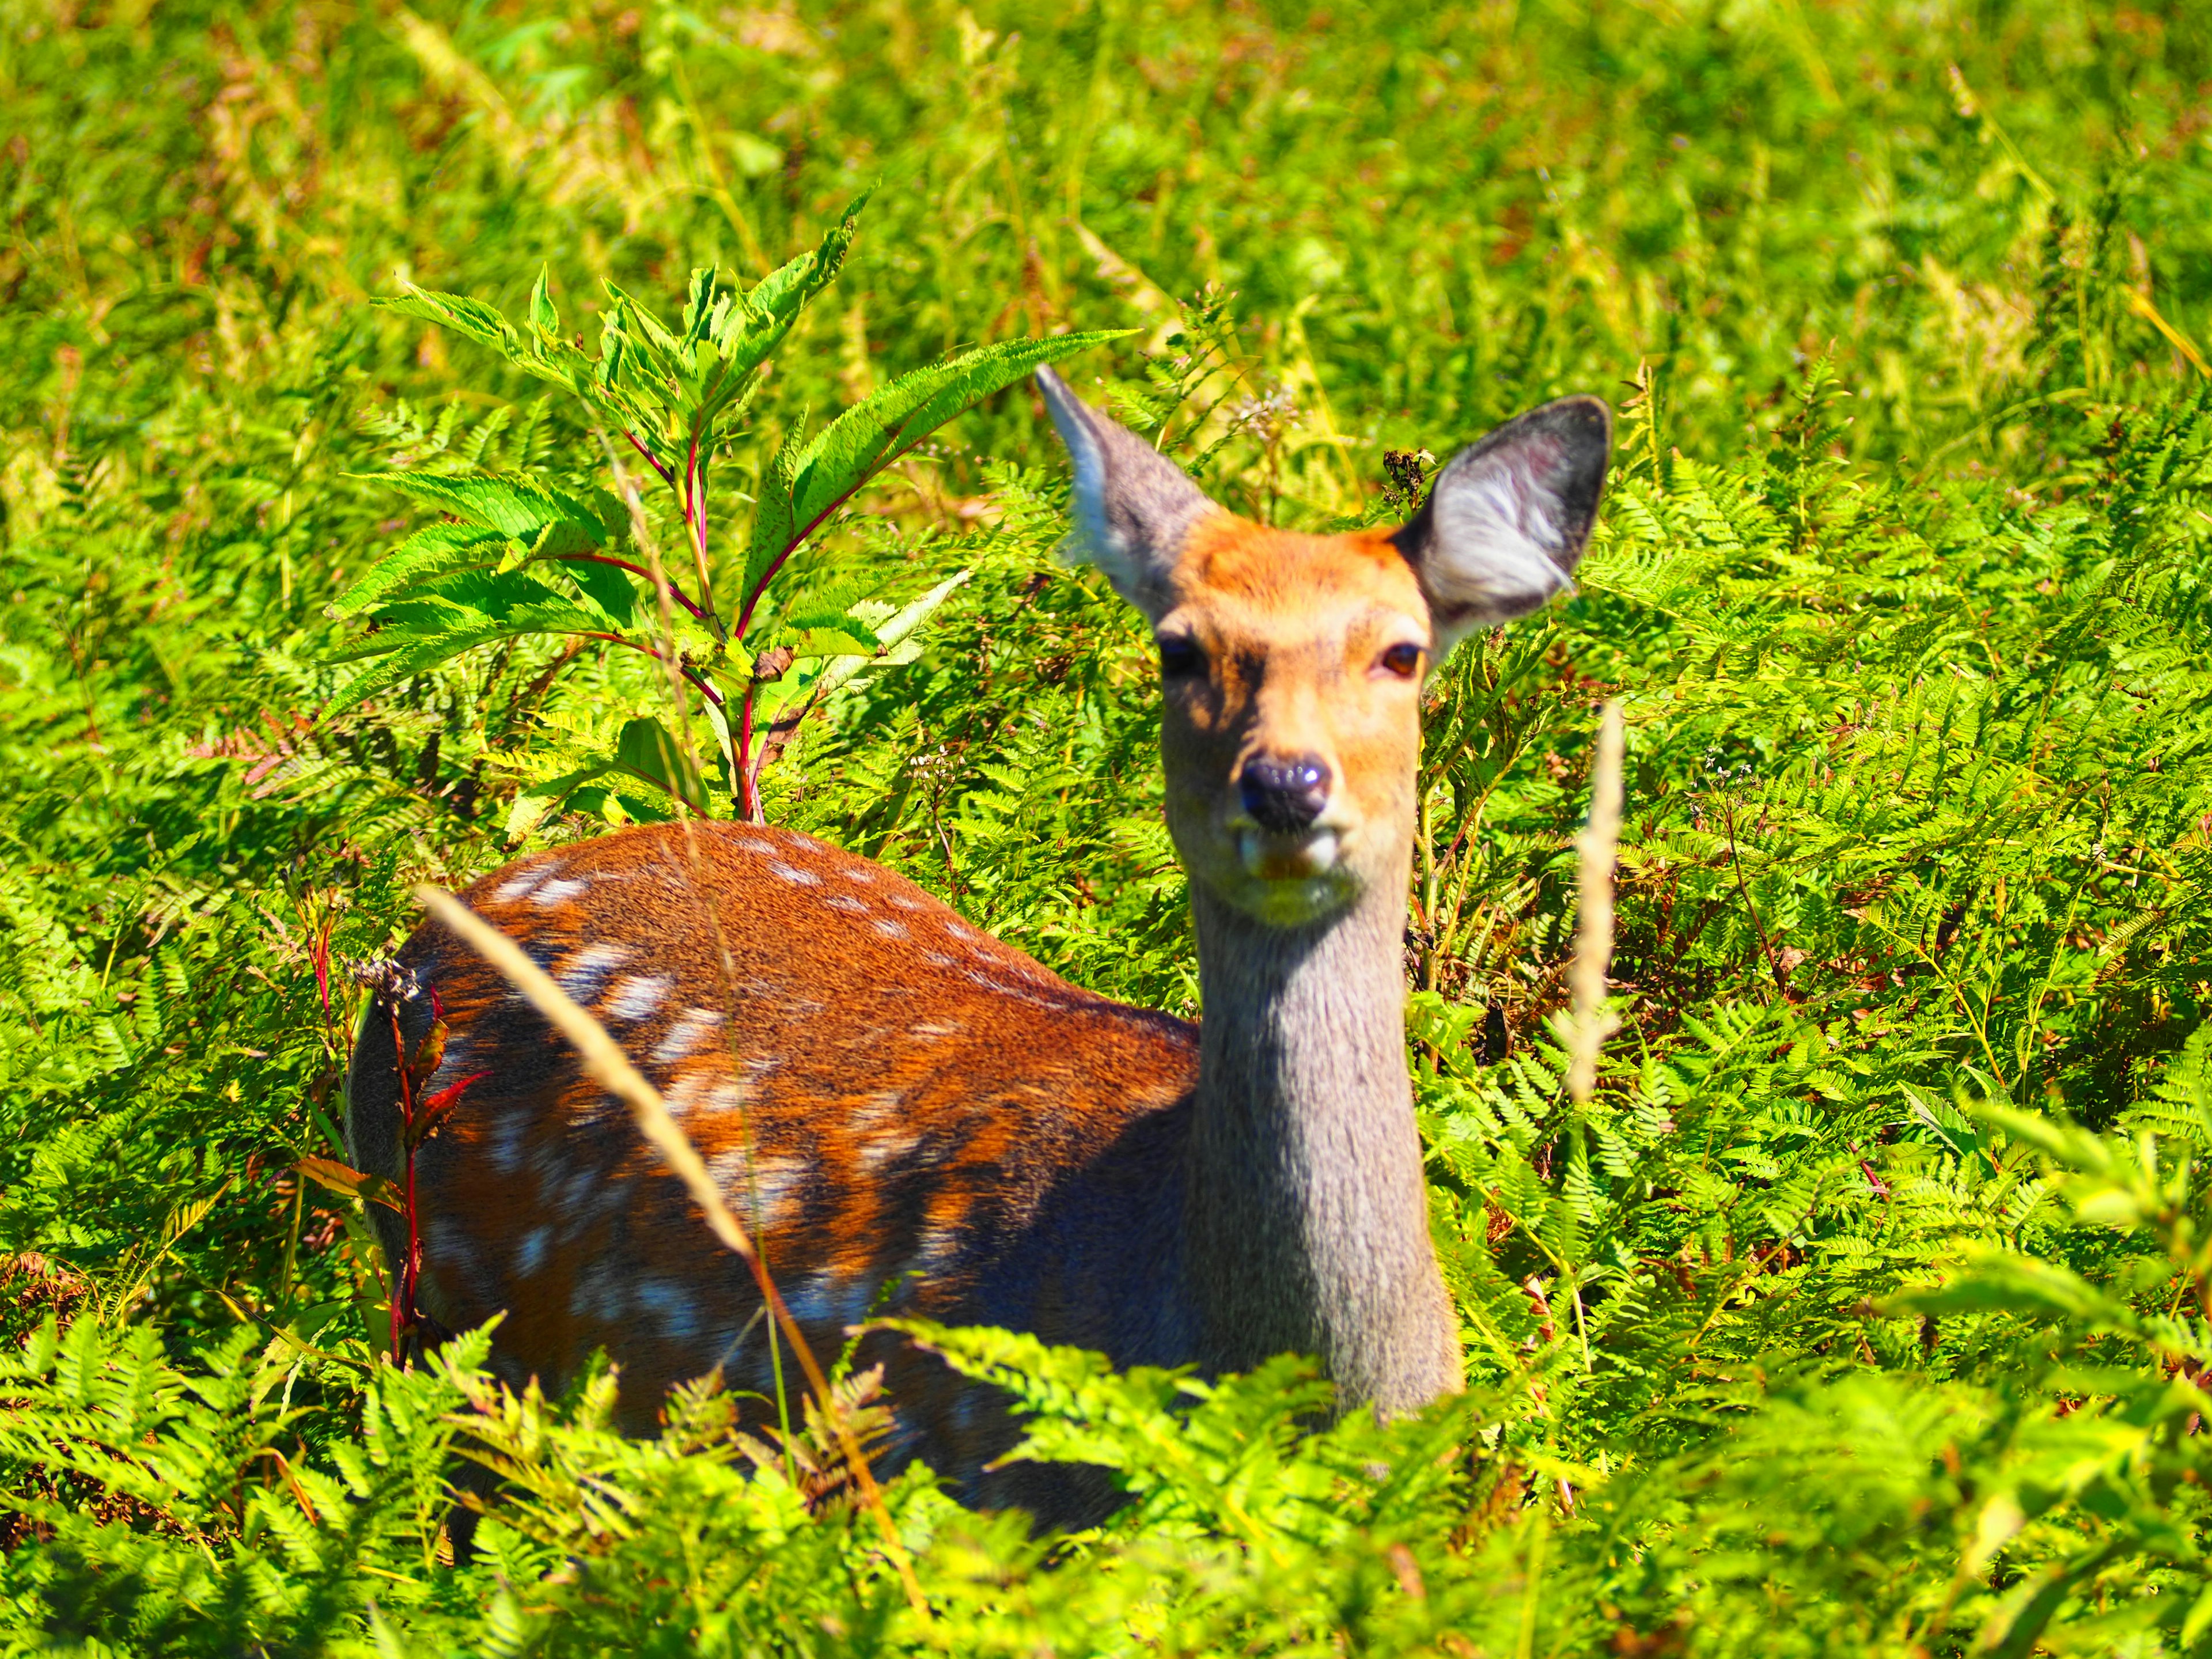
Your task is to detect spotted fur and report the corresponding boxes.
[349,824,1198,1521]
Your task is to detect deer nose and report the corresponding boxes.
[1238,755,1332,833]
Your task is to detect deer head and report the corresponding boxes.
[1036,368,1611,929]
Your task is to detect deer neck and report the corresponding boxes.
[1181,870,1462,1414]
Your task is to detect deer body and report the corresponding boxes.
[349,371,1609,1525]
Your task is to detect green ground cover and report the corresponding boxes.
[5,0,2212,1650]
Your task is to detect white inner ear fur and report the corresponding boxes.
[1036,366,1218,622]
[1421,442,1575,641]
[1042,376,1116,567]
[1402,398,1612,657]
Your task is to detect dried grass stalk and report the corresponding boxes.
[1567,702,1625,1106]
[411,882,929,1615]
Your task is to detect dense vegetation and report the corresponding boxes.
[5,0,2212,1649]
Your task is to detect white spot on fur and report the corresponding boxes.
[516,1225,552,1278]
[636,1278,703,1343]
[708,1151,807,1230]
[528,1138,567,1186]
[492,864,557,903]
[664,1071,715,1119]
[557,943,630,1002]
[919,1225,959,1271]
[532,877,589,907]
[840,866,877,884]
[422,1214,472,1266]
[488,1112,531,1175]
[943,921,977,941]
[923,950,959,968]
[570,1259,628,1322]
[557,1163,599,1217]
[789,1267,873,1331]
[887,893,927,911]
[870,918,910,941]
[783,1272,831,1325]
[824,893,869,914]
[732,835,781,857]
[767,861,821,886]
[652,1007,726,1063]
[844,1090,904,1135]
[858,1132,919,1172]
[605,973,672,1022]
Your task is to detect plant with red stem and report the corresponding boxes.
[326,198,1126,823]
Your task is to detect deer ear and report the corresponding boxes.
[1392,396,1612,654]
[1036,366,1219,622]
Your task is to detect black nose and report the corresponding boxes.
[1239,755,1332,833]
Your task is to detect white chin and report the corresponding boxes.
[1230,830,1357,925]
[1237,827,1341,880]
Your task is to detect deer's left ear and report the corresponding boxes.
[1392,396,1612,654]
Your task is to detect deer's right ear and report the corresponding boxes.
[1036,366,1218,621]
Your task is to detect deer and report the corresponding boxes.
[346,366,1611,1528]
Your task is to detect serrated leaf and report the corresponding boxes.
[751,329,1131,601]
[378,282,593,400]
[376,285,513,352]
[331,522,506,618]
[547,555,639,628]
[742,412,810,598]
[351,471,613,544]
[529,264,558,335]
[324,570,627,708]
[791,626,880,658]
[610,716,711,813]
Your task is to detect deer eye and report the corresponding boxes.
[1378,642,1425,679]
[1157,635,1205,679]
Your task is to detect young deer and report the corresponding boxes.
[347,368,1609,1526]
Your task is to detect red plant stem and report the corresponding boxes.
[577,632,724,709]
[311,910,332,1020]
[624,431,674,488]
[725,442,940,812]
[736,684,762,823]
[385,1001,421,1364]
[734,498,850,639]
[680,434,726,646]
[558,554,708,622]
[685,433,704,559]
[726,497,855,816]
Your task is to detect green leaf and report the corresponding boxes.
[789,624,879,658]
[548,556,639,628]
[610,717,711,813]
[1885,1254,2149,1337]
[378,282,593,400]
[332,473,626,635]
[329,522,505,618]
[351,471,615,545]
[528,264,558,336]
[324,570,626,708]
[748,329,1131,602]
[375,285,513,353]
[742,412,810,600]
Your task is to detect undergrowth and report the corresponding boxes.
[4,0,2212,1651]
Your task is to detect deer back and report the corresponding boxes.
[346,820,1196,1510]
